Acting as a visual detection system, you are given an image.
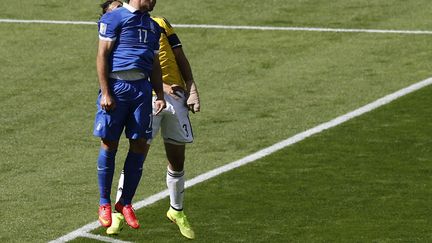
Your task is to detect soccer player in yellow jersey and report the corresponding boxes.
[101,0,200,239]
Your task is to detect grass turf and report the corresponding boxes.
[92,83,432,242]
[1,0,432,242]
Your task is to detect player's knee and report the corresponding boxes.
[163,138,186,146]
[129,138,149,154]
[101,139,119,151]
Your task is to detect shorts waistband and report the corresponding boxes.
[109,70,148,81]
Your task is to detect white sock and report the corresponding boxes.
[166,167,185,210]
[115,170,125,204]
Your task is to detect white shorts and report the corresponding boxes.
[150,92,193,145]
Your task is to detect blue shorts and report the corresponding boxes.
[93,78,153,141]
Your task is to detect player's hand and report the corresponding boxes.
[164,84,184,100]
[153,98,166,116]
[101,93,116,111]
[187,82,200,113]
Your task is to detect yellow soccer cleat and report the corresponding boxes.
[106,212,124,235]
[166,208,195,239]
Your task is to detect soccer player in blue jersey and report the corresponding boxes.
[100,0,200,239]
[94,0,166,229]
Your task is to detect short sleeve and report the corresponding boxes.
[158,17,182,48]
[98,12,122,41]
[161,17,175,36]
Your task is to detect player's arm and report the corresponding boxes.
[96,39,116,111]
[173,47,200,113]
[150,53,166,115]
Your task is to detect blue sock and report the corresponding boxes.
[121,151,145,205]
[97,148,117,205]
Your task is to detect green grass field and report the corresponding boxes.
[89,85,432,242]
[1,0,431,242]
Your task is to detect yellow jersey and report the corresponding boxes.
[151,16,186,90]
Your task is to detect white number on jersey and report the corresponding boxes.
[138,29,148,43]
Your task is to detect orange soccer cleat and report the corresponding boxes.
[98,203,112,227]
[115,202,140,229]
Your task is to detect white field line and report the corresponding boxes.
[80,233,132,243]
[0,19,95,25]
[48,77,432,243]
[1,18,432,35]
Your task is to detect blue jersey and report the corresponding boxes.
[98,3,161,75]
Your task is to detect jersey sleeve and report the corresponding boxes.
[98,12,122,41]
[159,17,182,49]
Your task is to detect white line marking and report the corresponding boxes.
[174,24,432,35]
[48,77,432,243]
[0,19,95,25]
[49,222,100,243]
[80,233,132,243]
[185,78,432,188]
[1,18,432,35]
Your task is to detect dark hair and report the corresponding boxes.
[100,0,116,14]
[100,0,124,16]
